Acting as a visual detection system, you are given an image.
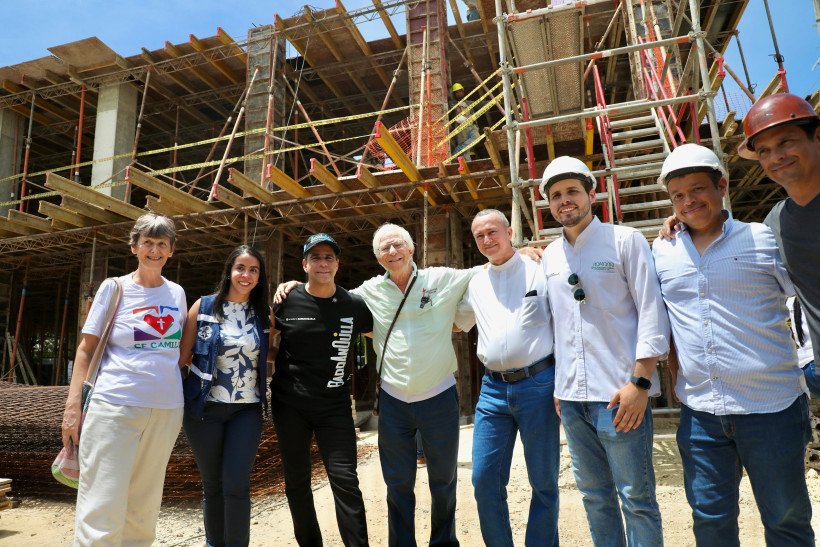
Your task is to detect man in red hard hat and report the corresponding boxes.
[740,93,820,391]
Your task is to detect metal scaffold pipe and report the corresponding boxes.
[687,0,725,194]
[514,34,696,76]
[495,0,524,245]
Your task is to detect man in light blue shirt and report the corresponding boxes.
[652,144,813,546]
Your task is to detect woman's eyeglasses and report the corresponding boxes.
[568,273,586,303]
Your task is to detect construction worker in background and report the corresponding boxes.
[653,144,814,546]
[450,83,481,161]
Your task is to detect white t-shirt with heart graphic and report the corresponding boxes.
[83,275,187,409]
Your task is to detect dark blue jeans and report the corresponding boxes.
[678,396,814,546]
[802,361,820,398]
[378,386,460,547]
[472,366,560,547]
[183,402,263,547]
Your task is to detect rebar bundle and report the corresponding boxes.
[0,382,314,500]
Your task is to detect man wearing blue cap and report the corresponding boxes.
[272,233,374,546]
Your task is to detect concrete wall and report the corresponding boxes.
[0,110,24,216]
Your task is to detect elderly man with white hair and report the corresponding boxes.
[277,223,514,546]
[352,223,476,547]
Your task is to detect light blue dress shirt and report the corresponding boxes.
[652,213,804,415]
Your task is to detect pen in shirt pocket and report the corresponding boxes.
[524,289,537,297]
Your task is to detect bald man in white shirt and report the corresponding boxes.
[540,157,669,546]
[455,209,560,547]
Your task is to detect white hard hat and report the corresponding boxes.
[658,143,729,191]
[539,156,596,198]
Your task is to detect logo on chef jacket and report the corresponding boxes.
[132,305,181,349]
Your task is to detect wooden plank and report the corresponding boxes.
[374,121,437,205]
[483,128,510,194]
[145,196,184,217]
[228,168,279,202]
[372,0,403,49]
[128,168,217,213]
[7,210,53,232]
[39,201,98,228]
[457,157,484,208]
[310,160,379,227]
[61,196,130,224]
[45,173,144,220]
[0,217,40,236]
[213,184,255,209]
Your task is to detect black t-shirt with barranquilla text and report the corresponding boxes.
[272,284,373,410]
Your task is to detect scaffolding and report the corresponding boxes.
[494,0,726,244]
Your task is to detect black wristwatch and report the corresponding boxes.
[630,375,652,390]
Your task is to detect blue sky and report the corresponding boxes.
[0,0,817,100]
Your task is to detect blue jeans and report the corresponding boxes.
[560,401,662,547]
[802,361,820,398]
[678,396,814,546]
[183,402,263,547]
[378,386,460,547]
[472,365,560,547]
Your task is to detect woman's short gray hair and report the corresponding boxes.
[129,213,176,247]
[372,223,415,255]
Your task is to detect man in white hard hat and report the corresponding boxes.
[454,209,560,547]
[652,143,813,546]
[541,156,669,546]
[663,94,820,391]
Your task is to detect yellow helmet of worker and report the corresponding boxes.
[451,83,464,93]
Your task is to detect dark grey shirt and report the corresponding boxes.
[765,194,820,365]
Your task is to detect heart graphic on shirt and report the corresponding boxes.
[143,314,173,335]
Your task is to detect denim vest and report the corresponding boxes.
[182,294,269,417]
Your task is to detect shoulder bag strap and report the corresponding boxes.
[375,272,418,383]
[84,276,126,386]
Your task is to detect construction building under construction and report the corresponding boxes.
[0,0,815,495]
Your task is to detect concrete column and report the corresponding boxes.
[245,25,287,185]
[0,109,24,216]
[90,83,137,199]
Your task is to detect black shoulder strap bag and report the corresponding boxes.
[372,272,417,416]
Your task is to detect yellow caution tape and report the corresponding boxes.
[437,90,505,148]
[0,104,416,187]
[443,114,506,164]
[436,68,502,124]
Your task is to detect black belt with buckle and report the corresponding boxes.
[486,354,555,383]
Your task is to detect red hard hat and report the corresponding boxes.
[738,93,819,159]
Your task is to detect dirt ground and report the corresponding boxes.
[3,418,820,546]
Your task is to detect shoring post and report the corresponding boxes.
[74,84,86,182]
[126,69,152,203]
[687,0,724,206]
[281,77,342,177]
[86,231,97,314]
[520,98,543,231]
[357,46,408,170]
[18,93,35,212]
[415,27,429,166]
[54,274,71,385]
[189,71,257,194]
[209,66,261,201]
[293,110,299,180]
[762,0,788,92]
[171,106,180,186]
[495,0,524,245]
[7,258,30,383]
[261,31,280,185]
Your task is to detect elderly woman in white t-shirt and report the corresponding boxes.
[61,213,187,546]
